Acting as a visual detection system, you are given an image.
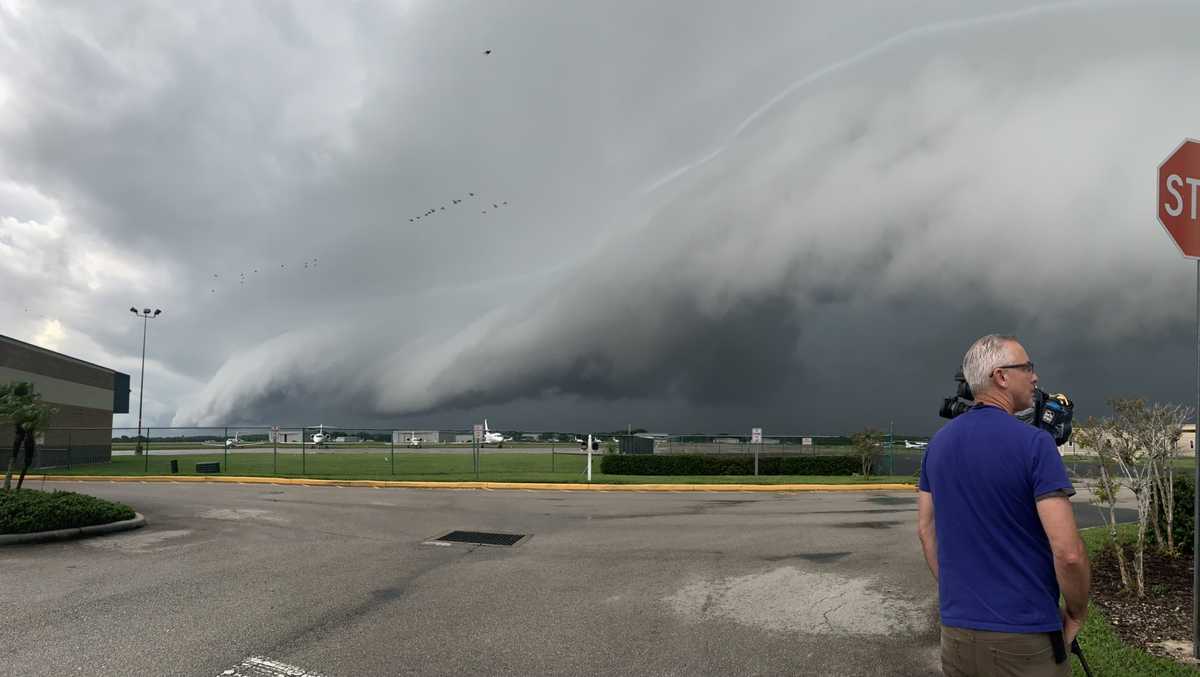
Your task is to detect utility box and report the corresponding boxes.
[619,436,656,455]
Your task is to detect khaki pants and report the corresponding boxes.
[940,625,1070,677]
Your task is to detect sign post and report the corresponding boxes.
[1157,139,1200,658]
[473,423,484,480]
[751,428,762,476]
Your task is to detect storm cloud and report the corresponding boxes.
[3,1,1198,434]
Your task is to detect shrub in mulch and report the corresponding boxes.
[1090,540,1194,661]
[0,489,135,534]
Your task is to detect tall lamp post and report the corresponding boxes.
[129,307,162,455]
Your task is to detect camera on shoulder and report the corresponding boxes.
[938,370,1074,445]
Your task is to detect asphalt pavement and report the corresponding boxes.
[0,482,1129,676]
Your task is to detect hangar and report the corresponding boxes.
[0,334,130,468]
[394,430,441,445]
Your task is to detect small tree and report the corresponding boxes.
[1144,404,1191,554]
[1074,419,1131,590]
[850,427,884,479]
[0,381,58,491]
[1073,399,1186,596]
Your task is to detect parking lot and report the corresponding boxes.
[0,482,1130,676]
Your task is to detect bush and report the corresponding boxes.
[0,489,135,534]
[1150,475,1194,554]
[599,454,860,476]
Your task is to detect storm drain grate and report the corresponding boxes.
[436,530,526,546]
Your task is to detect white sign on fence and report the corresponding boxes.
[472,424,484,443]
[751,428,763,444]
[802,437,813,446]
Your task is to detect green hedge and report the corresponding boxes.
[1151,475,1194,554]
[599,454,860,476]
[0,489,136,534]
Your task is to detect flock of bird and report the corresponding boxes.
[208,257,320,294]
[409,192,510,223]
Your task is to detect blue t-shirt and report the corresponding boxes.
[918,404,1075,633]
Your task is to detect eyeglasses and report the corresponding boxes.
[994,361,1035,374]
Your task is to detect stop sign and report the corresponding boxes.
[1159,139,1200,257]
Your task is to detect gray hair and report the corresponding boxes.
[962,334,1018,396]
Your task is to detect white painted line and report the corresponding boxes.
[421,540,453,547]
[219,655,327,676]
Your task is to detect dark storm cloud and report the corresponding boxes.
[358,0,1200,433]
[3,1,1198,432]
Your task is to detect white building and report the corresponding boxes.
[393,430,441,444]
[269,429,304,443]
[1059,423,1196,457]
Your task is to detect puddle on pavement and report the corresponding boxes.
[761,552,852,563]
[864,496,916,506]
[830,520,904,529]
[664,566,928,636]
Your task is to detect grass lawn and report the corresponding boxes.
[41,451,913,485]
[1062,455,1197,470]
[1073,523,1198,676]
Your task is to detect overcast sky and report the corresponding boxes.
[3,0,1199,435]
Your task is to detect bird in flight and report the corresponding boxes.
[483,49,492,55]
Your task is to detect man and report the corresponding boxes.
[918,334,1089,676]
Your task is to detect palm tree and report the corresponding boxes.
[1,382,58,491]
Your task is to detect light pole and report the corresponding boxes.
[129,307,162,455]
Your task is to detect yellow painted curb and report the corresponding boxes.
[37,475,915,493]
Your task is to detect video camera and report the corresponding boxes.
[938,370,1074,445]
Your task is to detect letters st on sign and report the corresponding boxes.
[1159,139,1200,258]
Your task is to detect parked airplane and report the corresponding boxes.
[481,420,512,447]
[307,425,361,448]
[202,433,265,450]
[903,440,928,449]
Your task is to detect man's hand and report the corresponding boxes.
[1062,607,1084,646]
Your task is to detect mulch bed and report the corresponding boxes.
[1091,538,1195,662]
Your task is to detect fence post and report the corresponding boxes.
[302,427,307,475]
[273,429,277,474]
[144,428,150,472]
[66,431,72,471]
[390,433,395,476]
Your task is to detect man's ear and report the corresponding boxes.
[991,368,1007,390]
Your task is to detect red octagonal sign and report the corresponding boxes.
[1159,139,1200,258]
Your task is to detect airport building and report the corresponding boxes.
[1059,423,1197,457]
[269,429,304,443]
[0,334,130,468]
[393,430,441,445]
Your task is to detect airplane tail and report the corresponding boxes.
[484,419,490,433]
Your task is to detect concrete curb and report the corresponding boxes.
[0,512,146,546]
[35,475,916,493]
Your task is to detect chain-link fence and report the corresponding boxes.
[15,427,921,479]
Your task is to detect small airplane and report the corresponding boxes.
[202,433,265,450]
[481,419,512,447]
[903,440,928,449]
[307,425,360,448]
[405,433,424,448]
